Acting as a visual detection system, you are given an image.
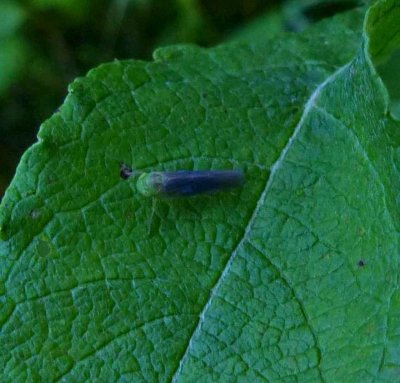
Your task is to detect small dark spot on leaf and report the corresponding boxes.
[202,92,208,98]
[357,260,365,267]
[223,108,228,114]
[120,163,133,179]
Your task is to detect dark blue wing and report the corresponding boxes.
[161,170,244,196]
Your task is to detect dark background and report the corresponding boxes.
[0,0,366,197]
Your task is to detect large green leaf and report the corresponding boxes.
[1,1,399,381]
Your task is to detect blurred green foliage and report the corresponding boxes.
[0,0,367,196]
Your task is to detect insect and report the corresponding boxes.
[134,170,245,197]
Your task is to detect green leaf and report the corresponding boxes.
[1,1,399,382]
[228,10,286,43]
[228,0,363,43]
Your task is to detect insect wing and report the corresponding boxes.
[162,170,244,196]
